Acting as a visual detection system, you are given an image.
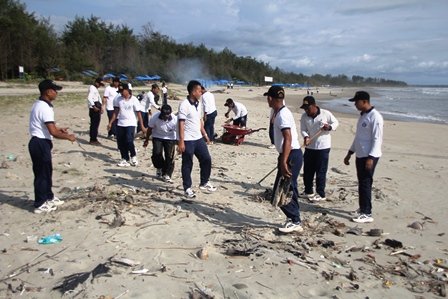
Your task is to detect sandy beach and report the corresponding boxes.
[0,82,447,298]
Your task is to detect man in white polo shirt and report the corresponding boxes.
[177,80,216,198]
[143,104,177,182]
[224,98,248,127]
[103,77,120,139]
[201,86,217,143]
[29,80,76,214]
[107,83,146,167]
[264,85,304,233]
[87,77,104,145]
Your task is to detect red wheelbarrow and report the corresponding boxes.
[221,124,266,145]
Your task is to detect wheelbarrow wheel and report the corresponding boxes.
[221,132,235,144]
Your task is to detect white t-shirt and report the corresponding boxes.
[178,97,202,141]
[273,106,300,153]
[103,85,118,111]
[162,86,167,94]
[29,99,54,140]
[87,85,101,108]
[144,92,160,112]
[202,91,217,115]
[300,108,339,150]
[148,112,177,140]
[350,108,383,158]
[113,95,141,127]
[226,101,248,120]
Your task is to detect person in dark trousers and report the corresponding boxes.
[143,105,177,182]
[224,98,248,127]
[264,85,304,233]
[344,91,383,223]
[29,80,76,214]
[87,77,104,145]
[161,82,168,105]
[177,80,216,198]
[102,77,120,139]
[201,86,217,143]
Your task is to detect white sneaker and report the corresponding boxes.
[352,214,374,223]
[299,191,315,198]
[308,194,326,202]
[349,208,361,217]
[185,188,196,198]
[131,156,138,166]
[156,168,162,177]
[34,203,57,214]
[117,159,130,167]
[278,220,303,233]
[199,181,217,192]
[47,197,64,206]
[163,175,171,183]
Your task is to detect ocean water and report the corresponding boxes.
[320,87,448,125]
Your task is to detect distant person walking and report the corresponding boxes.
[29,80,76,213]
[87,77,104,145]
[201,86,217,143]
[299,96,339,202]
[177,80,216,198]
[161,82,168,105]
[102,77,120,139]
[224,98,248,127]
[107,83,146,167]
[343,91,383,223]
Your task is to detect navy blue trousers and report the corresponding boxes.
[303,148,330,197]
[273,149,303,223]
[204,110,217,142]
[28,137,54,208]
[355,157,379,215]
[233,114,247,127]
[137,112,149,133]
[107,110,117,136]
[181,138,212,190]
[89,108,101,142]
[116,126,136,161]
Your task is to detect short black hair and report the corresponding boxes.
[151,83,159,90]
[187,80,201,94]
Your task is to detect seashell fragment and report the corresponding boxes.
[408,221,424,230]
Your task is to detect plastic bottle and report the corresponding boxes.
[37,234,62,244]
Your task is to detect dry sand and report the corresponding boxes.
[0,82,447,298]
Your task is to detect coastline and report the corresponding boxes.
[0,82,447,298]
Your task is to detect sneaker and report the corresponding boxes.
[352,214,374,223]
[199,181,217,192]
[131,156,138,166]
[349,208,361,217]
[299,191,315,198]
[117,159,130,167]
[308,194,326,202]
[163,175,171,183]
[89,141,102,146]
[184,188,196,198]
[278,220,304,233]
[267,144,276,149]
[34,203,57,214]
[156,169,162,177]
[47,197,64,206]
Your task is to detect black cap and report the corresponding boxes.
[263,86,285,99]
[349,91,370,102]
[38,79,63,93]
[224,98,234,106]
[118,83,130,92]
[161,104,172,116]
[95,77,105,86]
[300,96,316,109]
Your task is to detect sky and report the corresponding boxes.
[21,0,448,85]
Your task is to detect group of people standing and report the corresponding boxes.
[28,79,383,235]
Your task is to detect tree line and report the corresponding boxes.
[0,0,407,87]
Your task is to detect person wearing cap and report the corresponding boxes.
[344,91,383,223]
[177,80,216,198]
[299,96,339,202]
[29,80,76,214]
[87,77,104,146]
[143,104,177,182]
[224,98,248,127]
[264,86,304,233]
[201,86,217,144]
[107,83,146,167]
[103,77,120,139]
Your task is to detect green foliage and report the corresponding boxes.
[0,1,407,87]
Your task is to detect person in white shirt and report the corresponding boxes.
[161,82,168,105]
[29,80,76,214]
[224,98,248,127]
[87,77,104,145]
[264,85,304,233]
[107,83,146,167]
[344,91,383,223]
[177,80,216,198]
[137,91,149,135]
[146,84,161,116]
[201,86,217,143]
[299,96,339,202]
[102,77,120,139]
[143,104,177,182]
